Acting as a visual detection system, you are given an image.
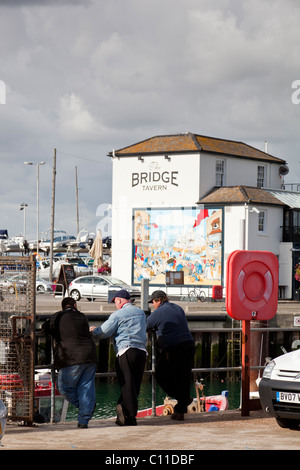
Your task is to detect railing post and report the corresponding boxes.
[50,338,56,424]
[151,331,156,416]
[241,320,250,416]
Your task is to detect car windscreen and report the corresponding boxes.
[108,277,126,285]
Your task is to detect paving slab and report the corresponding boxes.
[1,409,300,451]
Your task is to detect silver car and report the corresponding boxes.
[36,276,54,293]
[68,275,141,301]
[0,273,54,294]
[0,273,28,294]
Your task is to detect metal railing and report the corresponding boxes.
[41,324,300,423]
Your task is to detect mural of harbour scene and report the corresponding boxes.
[133,207,223,286]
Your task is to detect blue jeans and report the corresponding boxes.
[58,363,96,425]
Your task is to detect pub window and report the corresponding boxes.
[293,210,300,228]
[216,160,225,187]
[257,165,265,188]
[258,210,266,233]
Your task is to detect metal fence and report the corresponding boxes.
[0,256,36,424]
[44,325,300,422]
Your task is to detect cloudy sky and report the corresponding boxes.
[0,0,299,241]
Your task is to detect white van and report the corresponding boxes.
[259,348,300,429]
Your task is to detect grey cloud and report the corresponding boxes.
[0,0,92,6]
[0,0,299,239]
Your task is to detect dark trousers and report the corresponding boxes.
[156,341,196,413]
[115,348,146,419]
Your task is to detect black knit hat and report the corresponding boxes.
[148,290,167,303]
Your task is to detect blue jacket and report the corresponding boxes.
[91,302,147,355]
[147,301,194,351]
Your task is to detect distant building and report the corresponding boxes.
[109,132,300,299]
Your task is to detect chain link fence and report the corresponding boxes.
[0,256,36,424]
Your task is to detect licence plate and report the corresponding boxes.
[276,391,300,403]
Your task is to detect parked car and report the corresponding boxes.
[259,348,300,429]
[36,276,53,293]
[0,273,28,294]
[0,273,54,294]
[68,275,141,301]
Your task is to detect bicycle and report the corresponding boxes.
[188,287,206,302]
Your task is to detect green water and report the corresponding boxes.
[66,378,241,421]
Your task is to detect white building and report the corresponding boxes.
[109,132,300,299]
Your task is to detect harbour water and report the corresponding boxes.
[66,378,241,421]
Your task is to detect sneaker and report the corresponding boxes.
[77,423,88,428]
[115,404,126,426]
[171,411,184,421]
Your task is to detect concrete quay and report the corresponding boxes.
[1,409,300,451]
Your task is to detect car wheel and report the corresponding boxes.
[276,417,300,429]
[70,289,81,301]
[37,285,45,293]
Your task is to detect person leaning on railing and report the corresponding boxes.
[90,289,147,426]
[147,290,196,421]
[42,297,97,428]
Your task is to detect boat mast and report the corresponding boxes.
[75,166,79,235]
[49,149,56,283]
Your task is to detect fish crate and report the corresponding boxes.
[0,256,36,424]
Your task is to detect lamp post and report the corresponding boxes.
[24,161,45,264]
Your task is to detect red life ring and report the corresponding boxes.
[226,250,278,321]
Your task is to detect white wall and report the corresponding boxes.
[223,206,246,288]
[247,206,282,254]
[111,150,284,289]
[279,242,293,298]
[199,153,282,196]
[111,153,200,284]
[222,205,285,292]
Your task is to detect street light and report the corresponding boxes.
[24,161,45,264]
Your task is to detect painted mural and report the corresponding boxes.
[133,207,223,286]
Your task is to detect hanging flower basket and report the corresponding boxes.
[295,262,300,281]
[97,265,111,275]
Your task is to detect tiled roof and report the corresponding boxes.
[114,134,198,155]
[197,186,286,206]
[112,133,286,164]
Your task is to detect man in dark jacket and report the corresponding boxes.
[42,297,97,428]
[147,290,195,421]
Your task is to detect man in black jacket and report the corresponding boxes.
[42,297,97,428]
[147,290,195,421]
